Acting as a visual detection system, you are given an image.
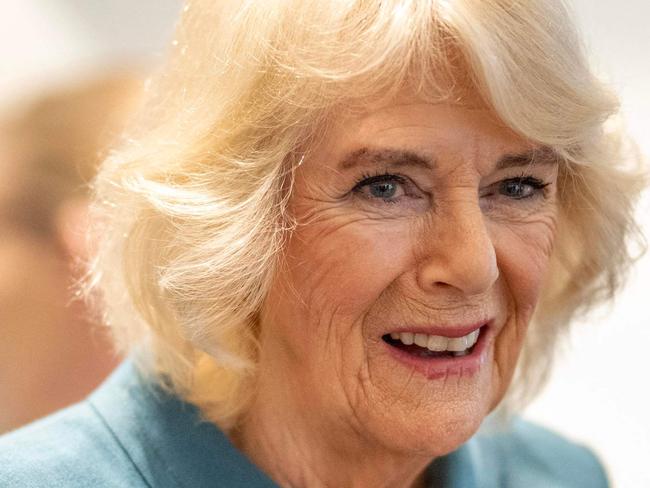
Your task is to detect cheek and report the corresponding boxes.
[260,211,416,383]
[495,212,558,312]
[490,211,558,387]
[282,215,414,323]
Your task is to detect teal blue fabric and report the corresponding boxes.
[0,361,609,487]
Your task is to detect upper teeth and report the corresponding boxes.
[389,330,480,352]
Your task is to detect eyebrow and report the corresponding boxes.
[495,147,560,170]
[337,147,434,171]
[337,146,559,172]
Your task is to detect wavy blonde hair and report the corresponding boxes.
[90,0,645,430]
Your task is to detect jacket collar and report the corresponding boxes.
[89,360,278,488]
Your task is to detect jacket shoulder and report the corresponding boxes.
[477,418,610,488]
[0,401,147,488]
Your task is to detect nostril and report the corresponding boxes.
[431,281,454,289]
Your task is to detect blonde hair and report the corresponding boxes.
[90,0,646,429]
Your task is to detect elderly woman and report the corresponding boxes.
[0,0,644,487]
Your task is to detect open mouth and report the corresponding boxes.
[381,326,484,359]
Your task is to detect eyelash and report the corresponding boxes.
[351,171,551,204]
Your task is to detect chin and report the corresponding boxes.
[360,335,500,458]
[362,395,493,458]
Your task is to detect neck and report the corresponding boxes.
[232,385,432,488]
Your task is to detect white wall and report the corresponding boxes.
[1,1,647,486]
[0,0,180,109]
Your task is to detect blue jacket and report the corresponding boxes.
[0,361,609,487]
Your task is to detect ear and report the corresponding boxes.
[53,197,93,265]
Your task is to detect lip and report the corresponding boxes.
[383,324,493,380]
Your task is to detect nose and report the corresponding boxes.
[416,203,498,296]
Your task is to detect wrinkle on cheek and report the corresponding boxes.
[517,213,558,265]
[493,204,558,262]
[288,206,411,295]
[321,313,382,437]
[281,207,428,423]
[290,191,364,229]
[490,207,558,399]
[535,212,559,259]
[295,196,415,229]
[492,295,525,399]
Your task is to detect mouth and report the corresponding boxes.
[381,327,482,358]
[380,323,491,379]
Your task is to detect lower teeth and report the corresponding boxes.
[410,347,470,358]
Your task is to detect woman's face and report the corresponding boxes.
[258,100,559,456]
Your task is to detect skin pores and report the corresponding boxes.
[240,101,559,487]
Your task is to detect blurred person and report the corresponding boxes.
[0,74,141,433]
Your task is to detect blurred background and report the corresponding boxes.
[0,1,647,486]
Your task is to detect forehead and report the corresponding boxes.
[314,101,536,175]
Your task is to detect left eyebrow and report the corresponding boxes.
[495,147,560,170]
[337,147,435,171]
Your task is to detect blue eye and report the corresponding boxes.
[499,177,549,200]
[369,181,398,199]
[353,174,407,203]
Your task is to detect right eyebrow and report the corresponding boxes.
[337,147,435,172]
[495,147,560,170]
